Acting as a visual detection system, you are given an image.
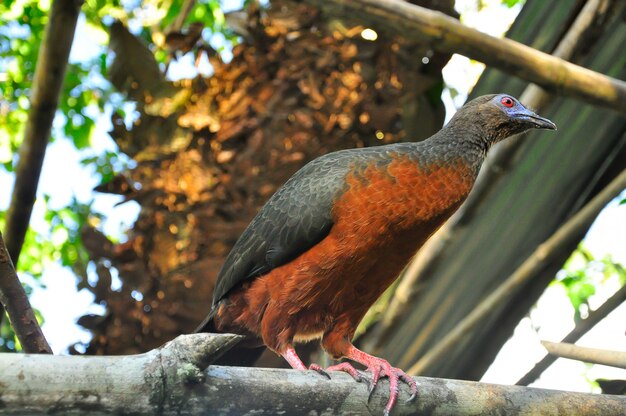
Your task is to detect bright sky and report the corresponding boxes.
[0,0,624,392]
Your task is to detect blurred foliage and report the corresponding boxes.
[40,195,102,284]
[1,195,98,282]
[0,311,19,352]
[0,0,234,351]
[501,0,525,8]
[555,246,626,322]
[0,0,47,171]
[81,150,131,188]
[477,0,525,10]
[0,0,234,170]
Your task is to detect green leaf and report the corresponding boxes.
[557,246,625,322]
[0,311,19,352]
[501,0,526,8]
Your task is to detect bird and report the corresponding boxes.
[197,94,556,415]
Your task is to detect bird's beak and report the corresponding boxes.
[513,109,557,130]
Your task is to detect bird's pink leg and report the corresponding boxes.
[331,344,417,416]
[281,346,330,379]
[281,346,307,370]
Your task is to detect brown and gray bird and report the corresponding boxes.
[197,94,556,415]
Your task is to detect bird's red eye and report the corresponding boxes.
[501,97,514,107]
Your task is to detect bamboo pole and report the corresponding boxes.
[541,341,626,369]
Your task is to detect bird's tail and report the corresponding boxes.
[194,306,266,367]
[194,306,219,333]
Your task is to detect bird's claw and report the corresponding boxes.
[309,363,331,379]
[356,370,372,388]
[366,364,383,403]
[399,372,418,402]
[367,380,377,403]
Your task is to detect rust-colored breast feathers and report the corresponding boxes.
[332,154,475,237]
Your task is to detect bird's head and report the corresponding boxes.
[446,94,557,147]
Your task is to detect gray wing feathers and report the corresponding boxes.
[211,151,355,305]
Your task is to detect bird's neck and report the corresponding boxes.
[426,122,490,174]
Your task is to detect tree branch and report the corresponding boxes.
[0,334,624,415]
[165,0,197,34]
[3,0,82,266]
[517,283,626,385]
[405,168,626,375]
[0,231,52,354]
[304,0,626,113]
[541,341,626,370]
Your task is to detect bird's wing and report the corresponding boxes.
[211,150,357,305]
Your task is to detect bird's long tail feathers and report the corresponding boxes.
[194,307,266,367]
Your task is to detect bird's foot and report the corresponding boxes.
[317,358,416,415]
[361,358,417,416]
[282,345,417,415]
[339,345,417,416]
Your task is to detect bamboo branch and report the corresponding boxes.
[304,0,626,113]
[541,341,626,369]
[516,0,615,111]
[0,231,52,354]
[3,0,82,266]
[405,168,626,375]
[0,333,624,415]
[517,283,626,385]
